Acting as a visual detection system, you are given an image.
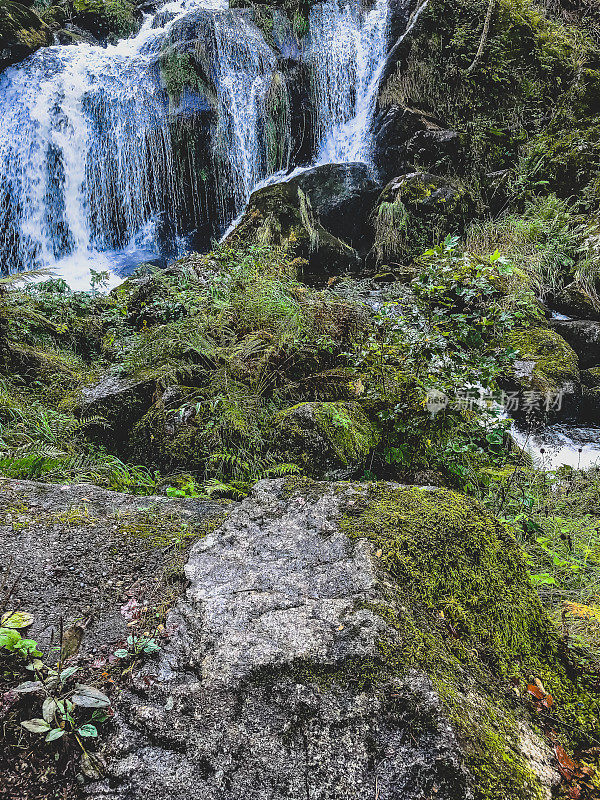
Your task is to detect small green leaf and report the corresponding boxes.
[21,718,51,733]
[114,648,129,658]
[60,666,79,683]
[77,724,98,738]
[45,728,65,742]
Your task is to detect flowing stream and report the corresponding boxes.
[0,0,396,288]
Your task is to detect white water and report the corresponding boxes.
[309,0,390,164]
[511,423,600,470]
[0,0,395,289]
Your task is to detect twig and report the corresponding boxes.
[466,0,496,75]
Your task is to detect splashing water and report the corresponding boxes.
[0,0,396,288]
[310,0,390,164]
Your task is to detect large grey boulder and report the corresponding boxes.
[226,163,380,282]
[86,478,562,800]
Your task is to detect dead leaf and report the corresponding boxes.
[555,744,577,781]
[541,694,554,709]
[527,684,545,701]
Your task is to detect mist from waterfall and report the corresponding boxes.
[0,0,393,287]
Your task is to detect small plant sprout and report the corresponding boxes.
[113,597,161,660]
[16,665,111,746]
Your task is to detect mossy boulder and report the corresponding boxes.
[226,163,379,282]
[552,282,600,321]
[373,172,473,262]
[88,478,598,800]
[502,326,581,416]
[129,400,205,472]
[0,0,51,70]
[72,0,140,40]
[277,401,380,476]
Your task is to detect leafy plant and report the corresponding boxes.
[114,634,161,660]
[0,627,42,659]
[16,665,111,746]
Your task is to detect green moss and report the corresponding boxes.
[159,48,216,105]
[516,123,600,205]
[503,326,580,392]
[0,0,50,61]
[374,174,472,261]
[117,505,227,550]
[129,404,204,472]
[72,0,139,38]
[311,402,380,465]
[439,688,547,800]
[339,483,553,675]
[278,401,380,471]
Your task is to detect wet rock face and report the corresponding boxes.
[226,162,381,281]
[373,105,464,182]
[550,319,600,369]
[86,479,473,800]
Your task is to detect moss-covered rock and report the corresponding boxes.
[76,375,155,456]
[502,326,580,413]
[86,477,599,800]
[581,365,600,388]
[552,281,600,321]
[551,318,600,369]
[277,401,380,475]
[0,0,51,70]
[377,0,600,209]
[72,0,140,40]
[373,172,473,262]
[335,480,598,797]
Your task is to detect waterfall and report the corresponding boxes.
[211,12,278,219]
[0,0,393,288]
[310,0,390,165]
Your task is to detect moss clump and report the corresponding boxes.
[0,0,51,69]
[72,0,139,39]
[159,48,216,106]
[503,326,580,393]
[374,173,473,261]
[129,404,205,472]
[339,483,553,675]
[278,401,380,473]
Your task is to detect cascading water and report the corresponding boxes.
[309,0,390,164]
[0,0,395,288]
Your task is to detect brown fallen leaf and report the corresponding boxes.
[527,683,545,701]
